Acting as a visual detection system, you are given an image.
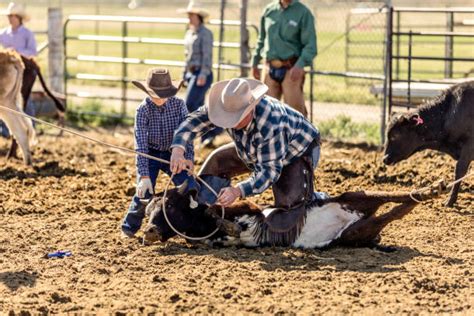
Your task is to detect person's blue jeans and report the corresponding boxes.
[121,149,198,235]
[185,70,213,113]
[185,70,223,144]
[0,99,36,138]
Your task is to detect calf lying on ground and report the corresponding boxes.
[383,81,474,206]
[143,181,443,250]
[6,54,66,162]
[0,50,36,165]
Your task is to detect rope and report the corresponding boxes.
[3,105,472,231]
[0,105,225,241]
[162,174,224,241]
[0,105,170,165]
[409,171,474,203]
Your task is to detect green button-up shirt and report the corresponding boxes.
[251,0,317,69]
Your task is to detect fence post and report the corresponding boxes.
[217,0,226,81]
[445,12,454,78]
[48,8,64,94]
[381,2,393,146]
[239,0,249,77]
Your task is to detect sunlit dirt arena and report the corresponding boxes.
[0,130,472,314]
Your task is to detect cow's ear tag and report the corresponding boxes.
[189,195,198,209]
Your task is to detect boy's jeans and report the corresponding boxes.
[121,149,198,235]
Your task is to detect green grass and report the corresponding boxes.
[319,115,381,145]
[66,99,133,127]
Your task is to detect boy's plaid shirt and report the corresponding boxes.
[172,96,319,197]
[135,97,193,177]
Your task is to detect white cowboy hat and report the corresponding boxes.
[208,78,268,128]
[177,1,209,19]
[1,2,30,22]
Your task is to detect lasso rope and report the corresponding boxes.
[409,172,474,203]
[162,174,224,241]
[1,105,472,233]
[0,105,224,241]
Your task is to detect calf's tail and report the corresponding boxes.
[35,62,66,112]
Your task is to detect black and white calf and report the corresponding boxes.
[143,183,441,250]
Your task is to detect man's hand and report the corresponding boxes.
[170,147,194,174]
[252,66,261,80]
[217,186,242,207]
[137,177,153,198]
[289,66,305,82]
[196,75,206,87]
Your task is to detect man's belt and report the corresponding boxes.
[188,65,201,73]
[268,57,298,69]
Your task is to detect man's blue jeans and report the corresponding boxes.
[121,149,198,235]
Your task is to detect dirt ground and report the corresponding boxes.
[0,129,472,314]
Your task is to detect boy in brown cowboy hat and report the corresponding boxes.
[121,68,198,237]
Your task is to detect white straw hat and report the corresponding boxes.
[208,78,268,128]
[177,1,209,19]
[1,2,30,22]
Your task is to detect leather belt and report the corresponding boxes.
[188,65,201,72]
[268,57,298,69]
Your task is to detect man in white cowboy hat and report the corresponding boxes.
[170,78,321,209]
[0,2,36,57]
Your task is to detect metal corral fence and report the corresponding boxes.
[63,14,258,118]
[375,7,474,142]
[22,0,474,143]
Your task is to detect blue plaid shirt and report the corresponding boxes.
[172,96,320,197]
[135,97,194,177]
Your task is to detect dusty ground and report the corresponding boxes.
[0,129,472,314]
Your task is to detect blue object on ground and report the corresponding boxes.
[47,250,72,258]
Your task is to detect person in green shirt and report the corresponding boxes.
[251,0,317,117]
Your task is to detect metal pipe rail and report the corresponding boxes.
[394,7,474,13]
[66,34,252,49]
[63,15,258,117]
[386,7,474,121]
[394,31,474,37]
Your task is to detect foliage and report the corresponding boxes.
[318,115,380,145]
[66,99,133,127]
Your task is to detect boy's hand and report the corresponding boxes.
[137,177,153,198]
[170,147,194,174]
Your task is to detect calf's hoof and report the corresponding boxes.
[371,244,397,253]
[444,198,456,208]
[216,218,241,238]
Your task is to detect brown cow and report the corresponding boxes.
[3,53,66,162]
[0,49,35,164]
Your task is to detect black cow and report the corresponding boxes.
[142,181,445,251]
[6,55,66,160]
[383,81,474,206]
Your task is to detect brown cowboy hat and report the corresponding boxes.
[132,68,183,99]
